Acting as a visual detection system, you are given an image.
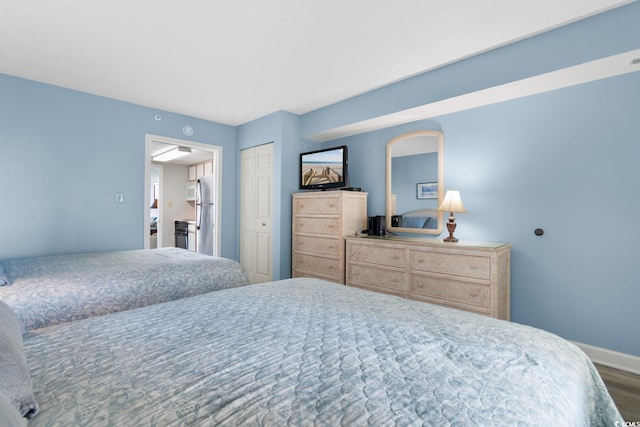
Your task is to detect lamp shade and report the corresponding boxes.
[437,190,467,213]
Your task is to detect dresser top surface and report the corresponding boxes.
[346,235,510,250]
[292,190,368,197]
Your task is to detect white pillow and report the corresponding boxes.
[0,392,27,427]
[0,263,9,286]
[0,301,38,418]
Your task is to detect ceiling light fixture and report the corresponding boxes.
[153,146,192,162]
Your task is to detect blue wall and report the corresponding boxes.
[444,73,640,354]
[0,74,238,259]
[302,3,640,356]
[324,70,639,357]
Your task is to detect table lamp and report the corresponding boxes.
[437,190,467,242]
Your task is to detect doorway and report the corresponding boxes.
[144,134,222,256]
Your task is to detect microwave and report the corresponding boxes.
[186,182,197,201]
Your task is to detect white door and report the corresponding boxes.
[240,143,273,283]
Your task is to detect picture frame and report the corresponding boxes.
[417,182,438,199]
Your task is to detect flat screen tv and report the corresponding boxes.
[300,145,349,190]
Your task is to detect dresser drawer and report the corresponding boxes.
[293,197,340,215]
[409,274,490,309]
[345,236,510,320]
[294,253,340,280]
[293,217,340,236]
[347,264,406,296]
[410,250,491,280]
[293,235,341,256]
[347,242,406,268]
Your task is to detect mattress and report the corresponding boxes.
[22,278,623,426]
[0,247,249,330]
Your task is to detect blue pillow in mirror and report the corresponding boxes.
[423,216,438,229]
[401,217,427,228]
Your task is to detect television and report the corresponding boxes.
[300,145,349,190]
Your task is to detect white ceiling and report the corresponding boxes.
[0,0,633,127]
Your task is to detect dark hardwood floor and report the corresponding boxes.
[595,363,640,422]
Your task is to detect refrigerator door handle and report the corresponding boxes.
[195,179,202,230]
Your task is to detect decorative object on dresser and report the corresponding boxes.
[292,191,367,284]
[345,236,510,320]
[437,190,467,242]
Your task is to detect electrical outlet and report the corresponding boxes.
[115,192,125,203]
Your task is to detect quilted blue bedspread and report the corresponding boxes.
[23,278,623,426]
[0,248,249,330]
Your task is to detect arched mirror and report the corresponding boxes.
[386,130,444,235]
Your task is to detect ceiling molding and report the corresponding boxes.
[307,48,640,142]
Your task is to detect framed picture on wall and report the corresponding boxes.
[417,182,437,199]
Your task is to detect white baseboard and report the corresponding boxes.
[572,340,640,375]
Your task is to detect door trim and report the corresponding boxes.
[144,134,222,256]
[150,164,164,249]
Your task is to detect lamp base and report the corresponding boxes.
[444,214,458,243]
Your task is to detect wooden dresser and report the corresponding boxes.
[292,191,367,284]
[345,236,511,320]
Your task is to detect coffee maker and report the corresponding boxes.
[367,215,386,236]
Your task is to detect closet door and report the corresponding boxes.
[240,143,273,283]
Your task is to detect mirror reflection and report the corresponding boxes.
[386,130,444,235]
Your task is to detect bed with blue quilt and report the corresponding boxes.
[0,278,623,426]
[0,247,249,330]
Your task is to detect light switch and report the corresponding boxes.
[115,192,125,203]
[167,201,173,208]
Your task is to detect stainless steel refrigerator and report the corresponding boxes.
[195,174,215,256]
